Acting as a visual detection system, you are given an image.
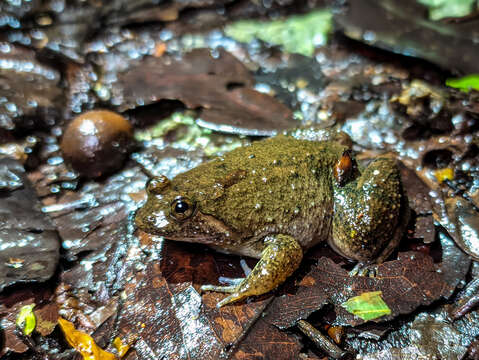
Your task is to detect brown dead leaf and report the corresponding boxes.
[114,48,295,135]
[0,285,57,356]
[0,43,62,133]
[115,239,272,360]
[0,300,32,356]
[0,158,60,292]
[445,196,479,261]
[233,318,301,360]
[267,251,452,328]
[34,303,59,336]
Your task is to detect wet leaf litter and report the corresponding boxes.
[1,1,479,359]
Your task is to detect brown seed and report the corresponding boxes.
[61,110,133,178]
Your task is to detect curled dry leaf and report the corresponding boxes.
[58,317,117,360]
[267,251,451,328]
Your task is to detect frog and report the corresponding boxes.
[135,134,408,307]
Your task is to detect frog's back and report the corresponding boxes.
[175,136,346,249]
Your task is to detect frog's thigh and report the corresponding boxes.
[208,234,303,307]
[331,157,403,262]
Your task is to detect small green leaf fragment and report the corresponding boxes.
[416,0,476,20]
[16,304,36,335]
[225,10,332,57]
[446,74,479,92]
[341,291,391,321]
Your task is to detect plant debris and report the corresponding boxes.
[1,1,479,359]
[267,251,451,329]
[341,291,391,321]
[59,317,117,360]
[15,304,36,336]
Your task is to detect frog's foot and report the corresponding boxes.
[349,262,377,277]
[202,234,303,308]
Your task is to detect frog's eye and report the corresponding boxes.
[170,197,195,221]
[147,175,170,195]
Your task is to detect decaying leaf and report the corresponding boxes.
[267,251,452,328]
[115,239,272,360]
[336,0,479,73]
[233,318,302,360]
[34,302,60,336]
[0,43,62,133]
[444,196,479,261]
[0,285,57,356]
[0,300,32,355]
[113,48,295,136]
[58,317,117,360]
[341,291,391,321]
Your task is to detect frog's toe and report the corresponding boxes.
[200,283,249,308]
[216,292,246,308]
[200,284,237,293]
[349,263,377,277]
[218,276,244,286]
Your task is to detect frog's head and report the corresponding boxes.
[135,175,237,245]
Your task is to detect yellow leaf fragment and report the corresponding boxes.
[112,337,130,358]
[58,318,117,360]
[16,304,36,335]
[434,168,454,183]
[341,291,391,321]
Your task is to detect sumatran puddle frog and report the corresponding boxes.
[135,135,408,307]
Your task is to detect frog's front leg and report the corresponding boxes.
[201,234,302,307]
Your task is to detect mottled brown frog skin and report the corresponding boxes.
[135,135,407,307]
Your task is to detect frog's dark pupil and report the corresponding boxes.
[175,201,189,214]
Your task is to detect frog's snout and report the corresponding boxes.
[134,205,149,231]
[135,204,170,235]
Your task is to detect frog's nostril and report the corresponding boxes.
[147,215,156,223]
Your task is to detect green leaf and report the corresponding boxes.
[446,74,479,92]
[16,304,36,336]
[341,291,391,321]
[416,0,476,21]
[225,10,332,57]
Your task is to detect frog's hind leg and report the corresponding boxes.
[330,157,408,274]
[349,179,411,277]
[201,234,303,308]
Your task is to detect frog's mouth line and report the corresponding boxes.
[163,235,218,244]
